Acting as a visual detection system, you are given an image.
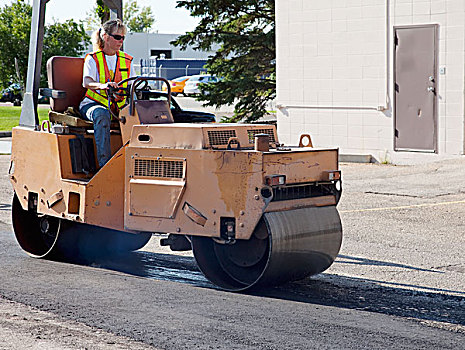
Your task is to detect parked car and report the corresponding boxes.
[38,91,50,104]
[0,83,22,106]
[183,74,218,96]
[162,75,190,96]
[140,90,216,123]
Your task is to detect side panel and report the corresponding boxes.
[124,145,340,240]
[84,146,126,230]
[263,149,338,183]
[129,179,185,218]
[10,128,86,220]
[124,148,266,239]
[11,128,126,231]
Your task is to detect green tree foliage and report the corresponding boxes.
[0,0,30,89]
[173,0,275,122]
[124,0,154,33]
[84,0,109,29]
[85,0,155,32]
[96,0,111,23]
[0,0,90,89]
[42,20,90,86]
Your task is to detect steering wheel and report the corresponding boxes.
[106,77,171,122]
[106,77,141,122]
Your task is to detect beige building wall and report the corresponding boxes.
[276,0,465,163]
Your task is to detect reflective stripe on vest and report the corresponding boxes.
[85,50,133,109]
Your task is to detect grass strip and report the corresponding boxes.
[0,106,49,131]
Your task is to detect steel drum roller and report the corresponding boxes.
[12,194,152,259]
[192,206,343,291]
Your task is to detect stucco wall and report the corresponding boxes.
[276,0,465,163]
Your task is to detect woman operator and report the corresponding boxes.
[79,19,134,167]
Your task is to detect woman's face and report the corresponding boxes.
[104,27,125,52]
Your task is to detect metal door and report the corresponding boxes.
[394,25,437,152]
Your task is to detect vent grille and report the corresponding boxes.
[271,184,335,202]
[134,159,184,179]
[207,130,237,146]
[247,129,276,144]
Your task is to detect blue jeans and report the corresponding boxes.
[79,102,111,167]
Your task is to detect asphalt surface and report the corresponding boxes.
[0,154,464,349]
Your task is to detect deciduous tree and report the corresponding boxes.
[0,0,90,89]
[124,0,154,33]
[42,20,90,86]
[85,0,155,32]
[173,0,275,122]
[0,0,31,88]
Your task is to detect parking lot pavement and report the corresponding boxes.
[0,152,463,300]
[327,159,465,298]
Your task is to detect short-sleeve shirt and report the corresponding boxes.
[80,53,135,109]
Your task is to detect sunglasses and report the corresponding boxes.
[108,33,125,41]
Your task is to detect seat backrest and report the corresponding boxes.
[47,56,86,113]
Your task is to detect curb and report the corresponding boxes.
[0,131,12,138]
[339,154,373,163]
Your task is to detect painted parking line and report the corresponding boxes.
[340,199,465,214]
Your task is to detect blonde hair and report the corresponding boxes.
[92,19,127,51]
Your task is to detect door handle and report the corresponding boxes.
[427,86,435,93]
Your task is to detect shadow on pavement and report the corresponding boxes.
[337,254,443,274]
[259,276,464,327]
[75,250,212,288]
[0,203,12,211]
[75,249,465,327]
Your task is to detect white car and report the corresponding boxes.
[183,74,218,96]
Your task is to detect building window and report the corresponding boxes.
[150,49,172,59]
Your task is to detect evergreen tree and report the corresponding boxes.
[173,0,275,122]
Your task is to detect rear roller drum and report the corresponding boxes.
[12,194,151,260]
[191,206,343,291]
[12,194,61,258]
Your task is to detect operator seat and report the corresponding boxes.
[47,56,85,113]
[44,56,118,129]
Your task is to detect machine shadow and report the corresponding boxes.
[69,249,213,288]
[71,249,465,327]
[257,276,465,327]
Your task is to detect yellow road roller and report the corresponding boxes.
[10,0,342,291]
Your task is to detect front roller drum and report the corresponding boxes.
[192,206,342,291]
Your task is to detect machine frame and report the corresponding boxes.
[10,0,343,291]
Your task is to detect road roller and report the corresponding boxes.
[9,0,343,291]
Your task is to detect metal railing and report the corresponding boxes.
[139,58,207,89]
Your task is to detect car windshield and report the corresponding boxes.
[188,76,202,82]
[188,75,213,83]
[172,76,188,82]
[144,94,180,110]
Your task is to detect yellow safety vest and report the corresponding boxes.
[85,50,133,110]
